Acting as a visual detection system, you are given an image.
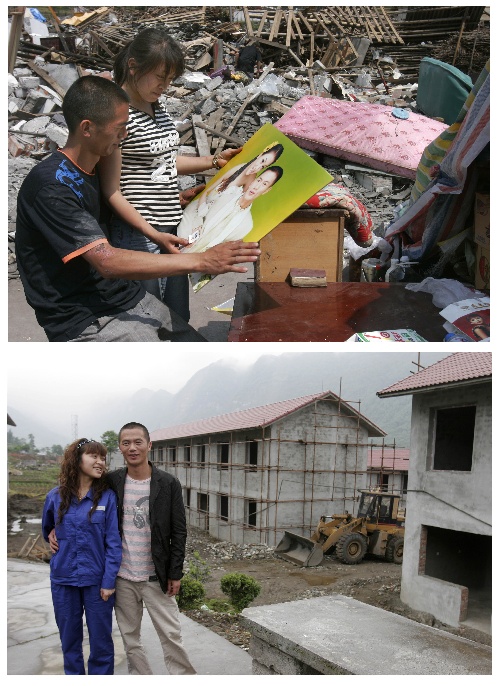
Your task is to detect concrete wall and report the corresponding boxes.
[151,398,374,547]
[400,382,492,627]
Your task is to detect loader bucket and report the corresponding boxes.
[274,531,324,567]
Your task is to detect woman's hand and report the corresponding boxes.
[154,232,189,254]
[217,147,242,168]
[48,528,59,553]
[179,184,205,208]
[100,588,115,601]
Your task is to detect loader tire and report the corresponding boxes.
[385,536,404,564]
[336,532,367,565]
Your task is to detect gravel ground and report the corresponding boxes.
[8,494,491,650]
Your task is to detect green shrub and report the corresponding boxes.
[220,573,261,613]
[177,577,205,611]
[186,551,211,583]
[204,598,233,613]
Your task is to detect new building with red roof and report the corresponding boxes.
[377,352,491,635]
[149,391,386,547]
[367,446,410,500]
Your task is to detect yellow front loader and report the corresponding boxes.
[274,490,405,567]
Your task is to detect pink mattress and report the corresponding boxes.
[275,96,448,179]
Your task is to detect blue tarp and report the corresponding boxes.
[29,8,47,23]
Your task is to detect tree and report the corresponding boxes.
[28,433,39,454]
[101,430,119,455]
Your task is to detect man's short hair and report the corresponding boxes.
[62,75,130,134]
[118,422,150,443]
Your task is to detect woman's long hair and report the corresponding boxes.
[113,28,185,89]
[218,143,284,193]
[57,439,108,524]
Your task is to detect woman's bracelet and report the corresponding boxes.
[212,152,223,169]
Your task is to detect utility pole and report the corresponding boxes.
[71,414,78,441]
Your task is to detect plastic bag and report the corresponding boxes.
[355,71,372,88]
[344,235,391,262]
[405,277,479,309]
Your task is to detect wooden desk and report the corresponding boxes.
[228,282,446,342]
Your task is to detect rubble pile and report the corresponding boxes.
[185,525,276,567]
[8,6,489,282]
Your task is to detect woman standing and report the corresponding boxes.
[42,439,122,675]
[99,28,241,322]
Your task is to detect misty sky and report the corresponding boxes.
[8,345,449,440]
[8,343,265,416]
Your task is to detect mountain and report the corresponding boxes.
[10,353,450,450]
[92,352,449,447]
[7,406,68,449]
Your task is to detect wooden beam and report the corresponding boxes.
[26,60,67,98]
[256,10,268,37]
[193,122,244,147]
[378,6,405,44]
[47,6,71,53]
[270,9,283,42]
[243,7,255,37]
[8,6,25,74]
[89,30,115,57]
[285,7,293,47]
[287,48,305,68]
[292,13,304,41]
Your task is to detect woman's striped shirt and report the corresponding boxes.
[120,104,183,226]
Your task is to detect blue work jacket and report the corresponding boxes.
[42,487,122,589]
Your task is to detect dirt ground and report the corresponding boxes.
[8,494,490,650]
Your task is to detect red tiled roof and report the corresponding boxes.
[368,447,410,471]
[151,391,386,442]
[377,353,491,397]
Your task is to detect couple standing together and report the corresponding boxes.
[42,422,195,675]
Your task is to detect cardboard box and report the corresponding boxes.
[474,193,490,247]
[475,245,490,290]
[256,209,345,283]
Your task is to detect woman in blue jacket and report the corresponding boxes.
[42,438,122,675]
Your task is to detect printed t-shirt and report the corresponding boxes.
[118,475,156,581]
[119,104,183,227]
[15,150,144,341]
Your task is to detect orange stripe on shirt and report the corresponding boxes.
[62,238,109,264]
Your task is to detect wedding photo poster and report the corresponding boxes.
[177,122,333,291]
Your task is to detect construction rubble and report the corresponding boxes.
[8,6,490,339]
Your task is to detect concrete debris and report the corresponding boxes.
[186,530,276,567]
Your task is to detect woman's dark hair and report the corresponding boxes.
[62,76,129,133]
[114,28,185,88]
[57,438,108,524]
[218,143,284,193]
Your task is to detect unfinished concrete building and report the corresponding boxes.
[149,391,386,547]
[367,446,409,507]
[377,352,492,633]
